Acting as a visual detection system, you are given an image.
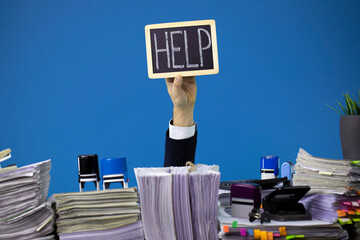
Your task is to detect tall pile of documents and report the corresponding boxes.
[293,148,360,239]
[0,160,55,240]
[135,164,220,240]
[293,148,360,195]
[51,187,144,240]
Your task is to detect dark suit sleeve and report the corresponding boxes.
[164,129,197,167]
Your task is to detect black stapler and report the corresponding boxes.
[260,186,312,223]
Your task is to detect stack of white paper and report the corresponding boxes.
[135,164,220,240]
[0,160,55,240]
[299,193,340,222]
[0,202,55,240]
[300,192,360,227]
[188,165,220,240]
[218,189,231,215]
[293,148,360,194]
[293,148,360,239]
[51,187,144,240]
[58,221,144,240]
[172,167,194,240]
[135,168,176,240]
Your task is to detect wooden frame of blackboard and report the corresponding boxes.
[145,19,219,79]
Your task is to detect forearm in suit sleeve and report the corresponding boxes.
[164,129,197,167]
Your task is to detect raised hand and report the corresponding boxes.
[165,75,197,127]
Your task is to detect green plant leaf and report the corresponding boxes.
[336,100,349,115]
[352,96,359,115]
[348,96,356,115]
[344,92,352,115]
[337,100,347,115]
[328,90,360,116]
[351,94,358,115]
[326,103,342,116]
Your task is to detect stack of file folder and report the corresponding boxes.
[51,187,144,240]
[293,148,360,195]
[293,148,360,239]
[135,164,220,240]
[0,160,55,240]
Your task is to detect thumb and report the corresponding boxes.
[172,75,183,97]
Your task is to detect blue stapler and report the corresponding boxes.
[281,161,294,184]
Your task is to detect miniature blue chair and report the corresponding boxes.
[101,157,128,189]
[78,154,100,192]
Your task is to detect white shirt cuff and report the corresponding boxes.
[169,119,196,140]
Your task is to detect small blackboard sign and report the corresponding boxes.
[145,20,219,79]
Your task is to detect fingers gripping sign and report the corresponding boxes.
[165,75,197,127]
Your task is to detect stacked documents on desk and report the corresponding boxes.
[217,207,348,239]
[300,193,360,238]
[51,187,144,240]
[0,160,55,240]
[293,148,360,194]
[293,148,360,239]
[218,189,231,215]
[300,193,340,222]
[135,164,220,240]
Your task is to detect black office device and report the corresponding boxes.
[220,177,290,191]
[259,186,312,223]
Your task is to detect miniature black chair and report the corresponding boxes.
[78,154,100,192]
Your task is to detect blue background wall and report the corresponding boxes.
[1,0,359,195]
